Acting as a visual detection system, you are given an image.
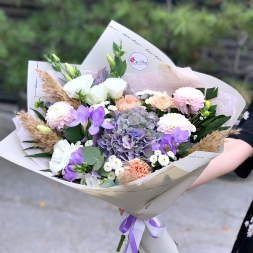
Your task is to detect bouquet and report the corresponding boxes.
[0,21,245,253]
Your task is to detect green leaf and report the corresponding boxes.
[219,126,230,131]
[25,152,52,158]
[113,42,119,52]
[178,142,194,153]
[40,169,51,172]
[22,140,38,143]
[196,115,231,141]
[93,154,104,171]
[170,108,180,114]
[196,88,205,94]
[118,60,127,77]
[109,73,117,78]
[100,179,116,188]
[206,87,218,100]
[82,146,102,165]
[62,125,84,144]
[116,235,126,252]
[209,105,217,113]
[23,146,41,151]
[30,108,46,123]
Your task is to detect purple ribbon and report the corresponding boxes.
[119,215,162,253]
[119,215,138,253]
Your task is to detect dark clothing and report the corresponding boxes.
[229,100,253,253]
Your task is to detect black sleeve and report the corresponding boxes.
[229,103,253,178]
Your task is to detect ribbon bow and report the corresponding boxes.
[119,212,166,253]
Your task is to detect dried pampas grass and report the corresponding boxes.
[188,129,240,155]
[36,69,80,109]
[15,111,60,153]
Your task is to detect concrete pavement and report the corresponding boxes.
[0,109,252,253]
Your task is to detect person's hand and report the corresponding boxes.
[119,208,124,216]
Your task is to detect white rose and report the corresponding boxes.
[63,74,94,99]
[85,174,101,187]
[86,83,108,105]
[49,140,81,175]
[103,78,127,100]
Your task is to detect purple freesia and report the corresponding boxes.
[69,148,83,165]
[88,106,114,135]
[68,105,90,128]
[63,165,83,182]
[152,127,189,155]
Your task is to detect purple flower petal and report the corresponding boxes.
[88,124,100,135]
[101,121,114,129]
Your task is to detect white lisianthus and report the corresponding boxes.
[115,167,125,176]
[154,150,162,156]
[86,84,108,105]
[143,90,153,95]
[135,91,144,96]
[150,155,157,163]
[108,155,117,162]
[103,78,127,100]
[49,140,81,175]
[145,98,150,104]
[101,101,110,105]
[104,162,113,172]
[85,174,101,187]
[158,155,170,166]
[85,140,93,146]
[108,171,116,180]
[112,158,123,170]
[63,74,94,99]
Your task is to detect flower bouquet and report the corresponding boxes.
[0,21,245,253]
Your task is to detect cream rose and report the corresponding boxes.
[63,74,94,99]
[103,78,127,100]
[49,140,81,175]
[149,91,175,111]
[86,83,108,105]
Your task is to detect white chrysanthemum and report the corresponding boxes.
[245,220,250,227]
[104,162,113,172]
[101,101,110,105]
[108,171,116,180]
[167,151,175,159]
[104,118,112,122]
[154,150,162,156]
[85,140,93,146]
[135,92,144,96]
[46,101,74,130]
[191,125,196,132]
[108,105,118,111]
[143,90,153,95]
[250,217,253,223]
[193,135,197,140]
[157,113,194,134]
[112,158,123,170]
[115,167,125,176]
[145,98,150,104]
[108,155,117,162]
[158,155,170,166]
[150,155,157,163]
[151,163,156,167]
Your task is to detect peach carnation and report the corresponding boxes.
[149,91,175,111]
[125,159,151,179]
[116,95,141,112]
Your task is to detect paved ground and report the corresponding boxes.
[0,107,252,253]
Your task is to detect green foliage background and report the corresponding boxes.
[1,0,253,103]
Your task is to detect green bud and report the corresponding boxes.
[51,54,60,63]
[34,101,44,108]
[64,63,75,77]
[52,64,61,72]
[64,73,72,82]
[202,111,210,117]
[106,53,115,67]
[204,100,211,109]
[36,125,52,134]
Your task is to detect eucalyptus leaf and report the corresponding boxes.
[98,168,109,177]
[100,179,116,188]
[62,125,84,144]
[40,169,51,172]
[93,154,105,171]
[82,146,102,165]
[22,140,38,143]
[29,108,46,123]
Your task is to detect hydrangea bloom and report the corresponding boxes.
[157,113,194,134]
[173,87,205,114]
[46,101,74,130]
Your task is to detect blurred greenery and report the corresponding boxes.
[1,0,253,103]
